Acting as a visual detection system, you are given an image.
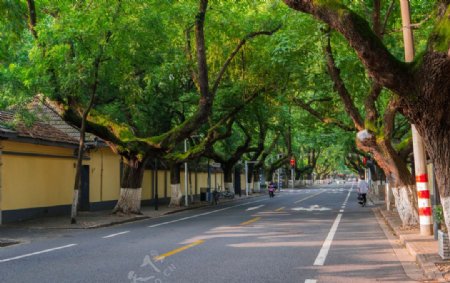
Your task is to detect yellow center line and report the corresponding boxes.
[275,207,285,212]
[153,240,204,261]
[294,191,324,204]
[240,217,261,226]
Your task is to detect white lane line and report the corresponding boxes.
[339,209,344,213]
[313,188,352,266]
[305,280,317,283]
[148,198,267,228]
[246,205,264,211]
[102,231,130,239]
[314,213,342,266]
[0,244,77,263]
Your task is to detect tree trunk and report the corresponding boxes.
[357,137,418,226]
[223,165,234,194]
[113,156,148,214]
[422,127,450,236]
[169,163,183,207]
[391,184,419,226]
[253,169,260,192]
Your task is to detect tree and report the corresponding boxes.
[282,0,449,227]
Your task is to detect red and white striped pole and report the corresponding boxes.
[399,0,432,235]
[413,126,433,235]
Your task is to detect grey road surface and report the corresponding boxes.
[0,183,422,283]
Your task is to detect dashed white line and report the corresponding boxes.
[305,280,317,283]
[0,244,77,263]
[102,231,130,238]
[313,188,352,266]
[246,205,264,211]
[148,198,267,228]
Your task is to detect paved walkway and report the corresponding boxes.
[373,199,450,282]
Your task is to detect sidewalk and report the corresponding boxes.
[374,201,450,282]
[1,193,263,230]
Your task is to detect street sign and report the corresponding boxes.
[211,162,221,168]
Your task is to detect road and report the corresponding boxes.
[0,183,423,282]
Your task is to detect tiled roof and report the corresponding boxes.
[0,111,78,145]
[29,98,97,142]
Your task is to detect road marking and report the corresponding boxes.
[240,217,261,226]
[314,213,342,266]
[275,207,285,212]
[294,191,324,204]
[292,205,331,212]
[154,240,204,261]
[0,244,77,263]
[313,189,352,266]
[305,280,317,283]
[102,231,130,238]
[246,205,264,211]
[148,198,267,228]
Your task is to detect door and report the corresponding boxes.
[234,167,241,196]
[79,165,90,211]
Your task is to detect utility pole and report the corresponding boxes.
[399,0,432,236]
[184,139,188,207]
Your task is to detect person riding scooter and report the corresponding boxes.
[268,182,275,198]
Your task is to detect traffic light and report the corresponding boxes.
[290,157,295,168]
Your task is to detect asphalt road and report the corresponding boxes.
[0,183,423,283]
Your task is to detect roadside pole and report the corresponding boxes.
[400,0,432,236]
[184,139,188,207]
[245,161,248,196]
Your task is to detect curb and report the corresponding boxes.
[377,208,446,282]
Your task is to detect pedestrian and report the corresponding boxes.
[357,175,369,206]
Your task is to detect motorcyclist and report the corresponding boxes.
[268,182,275,198]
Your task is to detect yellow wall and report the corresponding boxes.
[0,139,246,211]
[86,148,121,202]
[2,141,76,210]
[141,170,228,199]
[1,141,121,210]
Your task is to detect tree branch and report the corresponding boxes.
[323,31,364,130]
[26,0,38,39]
[283,0,412,95]
[292,97,354,132]
[211,25,281,96]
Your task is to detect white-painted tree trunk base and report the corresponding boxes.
[113,188,142,214]
[392,185,419,226]
[169,184,183,207]
[224,182,234,194]
[440,196,450,240]
[253,181,261,193]
[247,183,253,194]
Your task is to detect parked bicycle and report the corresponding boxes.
[220,189,235,199]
